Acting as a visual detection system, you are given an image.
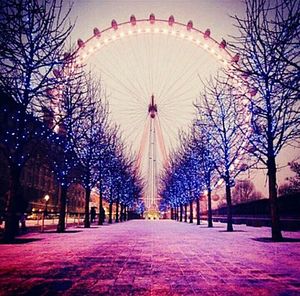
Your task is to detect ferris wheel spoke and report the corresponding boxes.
[160,50,211,106]
[119,35,151,101]
[93,62,143,103]
[108,41,149,100]
[155,35,192,96]
[105,84,145,106]
[94,47,147,104]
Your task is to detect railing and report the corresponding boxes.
[210,215,300,230]
[0,211,87,233]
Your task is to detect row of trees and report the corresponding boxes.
[0,0,143,242]
[160,0,300,241]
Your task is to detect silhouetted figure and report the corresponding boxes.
[90,207,96,223]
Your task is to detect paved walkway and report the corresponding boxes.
[0,220,300,296]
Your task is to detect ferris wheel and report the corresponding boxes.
[72,14,247,213]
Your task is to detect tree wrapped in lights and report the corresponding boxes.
[73,78,109,228]
[192,119,218,228]
[160,137,204,225]
[180,139,204,225]
[0,0,73,241]
[101,131,123,224]
[118,162,143,222]
[231,0,300,241]
[94,123,118,225]
[196,76,250,232]
[52,70,95,233]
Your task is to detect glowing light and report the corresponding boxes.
[137,28,142,33]
[104,38,108,44]
[180,32,185,38]
[146,28,150,33]
[120,32,125,38]
[154,28,159,33]
[128,30,133,35]
[112,35,116,40]
[203,43,209,49]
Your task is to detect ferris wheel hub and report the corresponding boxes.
[148,94,157,118]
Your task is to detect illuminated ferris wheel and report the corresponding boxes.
[71,14,245,213]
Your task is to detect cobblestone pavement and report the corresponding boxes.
[0,220,300,296]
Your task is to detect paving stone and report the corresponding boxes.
[0,220,300,295]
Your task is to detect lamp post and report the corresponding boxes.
[44,194,50,217]
[41,194,50,232]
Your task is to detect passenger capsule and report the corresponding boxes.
[204,29,210,39]
[231,53,240,63]
[77,39,85,48]
[130,15,136,25]
[149,13,155,24]
[219,39,227,49]
[111,19,118,30]
[93,27,101,37]
[168,15,175,26]
[187,20,193,31]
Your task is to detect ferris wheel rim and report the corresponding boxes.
[73,15,236,64]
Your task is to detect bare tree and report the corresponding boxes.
[231,0,300,240]
[232,179,263,204]
[196,76,251,231]
[278,161,300,195]
[52,70,94,233]
[191,123,217,227]
[0,0,73,241]
[74,78,109,228]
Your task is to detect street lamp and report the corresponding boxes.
[41,194,50,232]
[44,194,50,216]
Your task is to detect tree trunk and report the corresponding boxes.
[196,197,200,225]
[98,184,103,225]
[176,206,179,221]
[180,204,183,222]
[126,206,129,220]
[115,198,120,223]
[207,188,213,227]
[120,203,124,222]
[57,185,68,232]
[189,200,193,223]
[4,166,22,242]
[268,156,282,241]
[84,187,91,228]
[124,206,127,221]
[225,183,233,232]
[109,201,113,224]
[170,207,173,220]
[184,204,187,222]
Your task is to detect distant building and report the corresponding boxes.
[0,91,86,216]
